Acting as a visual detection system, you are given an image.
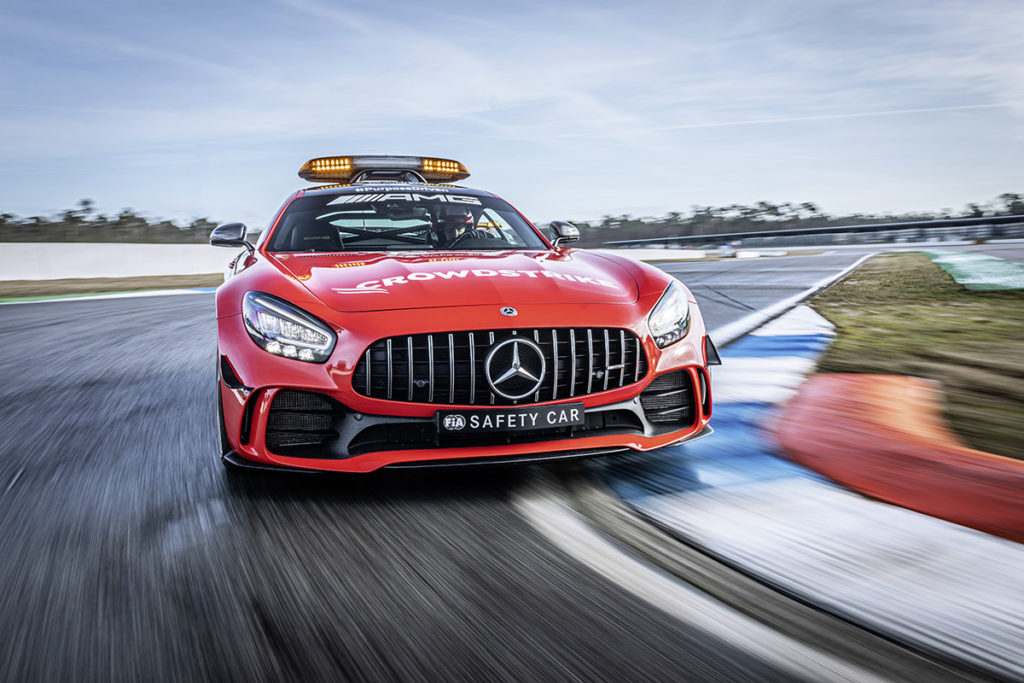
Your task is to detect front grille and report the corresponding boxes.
[352,328,648,405]
[265,390,342,454]
[640,370,695,425]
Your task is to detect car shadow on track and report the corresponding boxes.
[217,462,535,505]
[212,453,643,509]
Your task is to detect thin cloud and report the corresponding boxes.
[648,102,1019,132]
[0,0,1021,223]
[0,13,262,83]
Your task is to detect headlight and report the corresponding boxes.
[242,291,337,363]
[647,281,691,348]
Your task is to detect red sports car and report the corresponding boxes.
[212,155,717,472]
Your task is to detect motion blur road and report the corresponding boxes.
[963,242,1024,262]
[0,249,954,680]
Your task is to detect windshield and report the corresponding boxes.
[267,190,547,252]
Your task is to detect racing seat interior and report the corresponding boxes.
[289,221,342,251]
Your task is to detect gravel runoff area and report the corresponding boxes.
[810,252,1024,460]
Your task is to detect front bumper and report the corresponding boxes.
[219,365,712,473]
[217,302,713,473]
[223,425,714,472]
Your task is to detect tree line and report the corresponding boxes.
[1,193,1021,246]
[570,192,1024,247]
[0,199,217,243]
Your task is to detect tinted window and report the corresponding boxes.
[268,190,546,252]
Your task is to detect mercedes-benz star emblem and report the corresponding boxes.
[484,338,546,400]
[500,306,518,317]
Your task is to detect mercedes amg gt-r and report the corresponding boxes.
[212,155,718,472]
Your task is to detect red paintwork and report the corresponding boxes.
[216,188,711,472]
[269,250,641,312]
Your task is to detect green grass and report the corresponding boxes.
[811,252,1024,460]
[0,274,222,301]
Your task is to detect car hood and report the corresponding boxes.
[267,250,639,312]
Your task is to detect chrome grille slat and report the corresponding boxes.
[533,330,541,402]
[365,349,371,395]
[634,337,641,382]
[469,332,476,404]
[586,329,594,395]
[603,329,610,391]
[386,339,393,400]
[551,329,559,401]
[488,331,495,405]
[448,333,455,404]
[407,337,414,401]
[569,329,577,397]
[355,327,647,405]
[427,335,434,403]
[619,330,626,386]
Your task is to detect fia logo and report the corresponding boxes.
[442,414,466,431]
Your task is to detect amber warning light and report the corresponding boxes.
[298,155,470,184]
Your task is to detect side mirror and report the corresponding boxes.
[210,222,253,254]
[549,221,580,247]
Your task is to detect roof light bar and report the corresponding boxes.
[422,158,467,178]
[298,155,470,184]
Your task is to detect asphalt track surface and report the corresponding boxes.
[0,248,987,681]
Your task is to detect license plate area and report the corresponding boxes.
[436,402,585,434]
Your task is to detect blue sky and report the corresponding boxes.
[1,0,1022,228]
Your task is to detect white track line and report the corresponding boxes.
[0,288,214,306]
[711,252,876,346]
[513,481,882,682]
[514,254,888,679]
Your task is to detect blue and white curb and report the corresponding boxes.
[598,305,834,501]
[595,305,1024,679]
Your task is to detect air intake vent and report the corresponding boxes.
[640,371,695,426]
[265,390,341,454]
